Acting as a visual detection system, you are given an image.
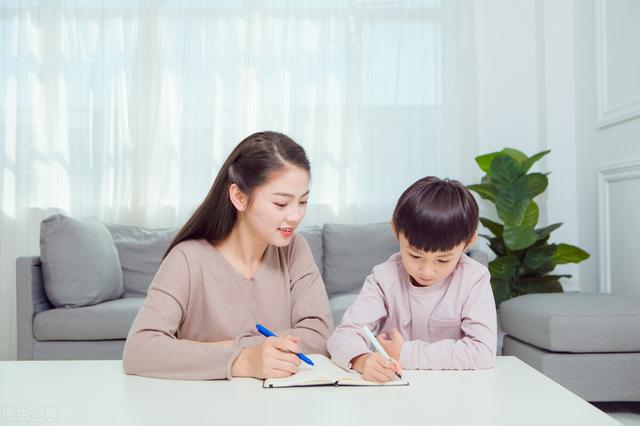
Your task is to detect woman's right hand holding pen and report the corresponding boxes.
[231,335,301,379]
[351,352,402,383]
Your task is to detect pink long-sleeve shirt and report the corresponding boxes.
[327,253,497,370]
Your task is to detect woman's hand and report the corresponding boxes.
[350,352,402,383]
[231,335,302,379]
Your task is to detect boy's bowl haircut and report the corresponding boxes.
[392,176,479,253]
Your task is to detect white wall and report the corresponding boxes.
[475,0,640,295]
[574,0,640,295]
[474,0,581,291]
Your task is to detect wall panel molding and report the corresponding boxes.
[597,159,640,293]
[595,0,640,128]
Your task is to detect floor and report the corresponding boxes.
[594,402,640,425]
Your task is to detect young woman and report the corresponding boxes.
[123,131,333,380]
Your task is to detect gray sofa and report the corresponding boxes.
[17,217,488,361]
[500,293,640,402]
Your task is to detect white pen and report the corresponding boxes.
[362,326,403,379]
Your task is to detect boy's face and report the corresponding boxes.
[397,232,472,287]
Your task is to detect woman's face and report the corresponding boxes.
[242,164,310,247]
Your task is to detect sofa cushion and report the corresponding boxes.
[297,226,323,274]
[33,297,145,341]
[323,222,399,298]
[502,335,640,401]
[329,292,359,326]
[40,215,124,308]
[106,224,176,296]
[500,293,640,353]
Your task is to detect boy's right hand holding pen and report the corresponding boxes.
[350,326,403,383]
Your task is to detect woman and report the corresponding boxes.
[122,131,333,380]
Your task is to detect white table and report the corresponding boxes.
[0,356,619,426]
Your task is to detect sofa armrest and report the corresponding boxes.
[16,256,52,360]
[467,249,489,267]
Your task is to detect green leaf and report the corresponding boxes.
[517,275,566,294]
[527,262,556,275]
[488,237,508,256]
[491,277,512,307]
[539,282,564,293]
[521,149,550,174]
[480,217,504,237]
[475,152,500,174]
[525,173,548,198]
[500,148,528,164]
[523,244,557,270]
[495,181,530,225]
[553,244,590,264]
[489,255,519,279]
[533,236,550,248]
[481,175,493,185]
[491,155,525,189]
[522,201,539,229]
[467,184,497,202]
[548,274,572,279]
[503,224,538,251]
[535,223,563,240]
[512,277,529,294]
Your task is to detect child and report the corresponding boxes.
[327,176,496,382]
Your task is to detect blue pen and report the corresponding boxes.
[255,323,315,366]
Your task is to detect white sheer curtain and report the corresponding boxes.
[0,0,476,360]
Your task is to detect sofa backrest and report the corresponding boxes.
[107,224,325,297]
[322,222,399,298]
[106,222,396,299]
[297,226,323,275]
[38,215,485,310]
[106,224,177,297]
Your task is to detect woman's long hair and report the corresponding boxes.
[163,131,310,259]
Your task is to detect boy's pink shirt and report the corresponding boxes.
[327,253,497,370]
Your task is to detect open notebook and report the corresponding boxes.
[263,354,409,388]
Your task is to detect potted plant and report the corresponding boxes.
[467,148,590,307]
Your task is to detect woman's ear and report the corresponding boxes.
[229,183,248,212]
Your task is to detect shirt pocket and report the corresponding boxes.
[428,317,463,341]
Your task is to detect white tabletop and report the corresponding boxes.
[0,356,619,426]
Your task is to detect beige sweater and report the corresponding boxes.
[122,234,333,380]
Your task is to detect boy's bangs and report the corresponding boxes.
[393,177,479,252]
[399,206,476,253]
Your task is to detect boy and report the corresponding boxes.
[327,177,496,382]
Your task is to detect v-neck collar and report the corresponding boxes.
[208,241,271,281]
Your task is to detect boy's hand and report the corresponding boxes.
[377,328,404,361]
[351,352,402,383]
